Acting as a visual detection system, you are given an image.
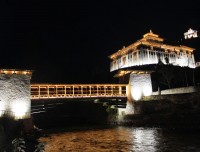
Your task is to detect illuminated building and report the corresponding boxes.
[109,31,196,106]
[0,69,32,119]
[184,28,198,39]
[109,30,196,72]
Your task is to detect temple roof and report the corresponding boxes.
[142,30,164,42]
[109,30,195,60]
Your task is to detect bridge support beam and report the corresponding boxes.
[126,71,153,114]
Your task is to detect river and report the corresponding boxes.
[38,125,200,152]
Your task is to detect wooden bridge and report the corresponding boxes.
[31,84,127,99]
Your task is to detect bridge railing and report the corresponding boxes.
[31,84,127,99]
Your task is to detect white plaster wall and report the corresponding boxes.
[117,108,126,120]
[0,74,31,119]
[152,86,198,95]
[125,101,135,114]
[129,73,152,87]
[110,49,196,72]
[129,73,152,101]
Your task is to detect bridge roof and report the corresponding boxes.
[31,83,127,87]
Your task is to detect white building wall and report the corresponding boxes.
[152,86,198,95]
[110,48,196,72]
[128,73,152,101]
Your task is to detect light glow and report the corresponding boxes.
[125,101,135,114]
[143,86,152,96]
[0,69,32,119]
[131,87,142,101]
[129,73,152,101]
[117,108,126,121]
[0,110,5,117]
[0,102,5,117]
[11,101,28,119]
[132,128,158,151]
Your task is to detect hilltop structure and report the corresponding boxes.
[109,31,197,113]
[109,30,196,72]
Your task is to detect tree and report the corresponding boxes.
[157,64,174,89]
[12,138,26,152]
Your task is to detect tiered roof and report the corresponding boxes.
[109,30,194,60]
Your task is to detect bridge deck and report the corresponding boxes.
[31,84,127,99]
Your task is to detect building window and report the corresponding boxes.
[122,56,126,65]
[128,53,132,59]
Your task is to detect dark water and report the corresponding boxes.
[39,126,200,152]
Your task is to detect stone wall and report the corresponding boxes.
[152,86,199,95]
[134,91,200,114]
[0,73,31,119]
[127,73,152,102]
[121,91,200,128]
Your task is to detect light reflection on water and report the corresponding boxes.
[132,128,158,152]
[40,126,200,152]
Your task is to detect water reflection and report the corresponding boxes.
[132,128,158,152]
[39,126,200,152]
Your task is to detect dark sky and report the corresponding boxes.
[1,0,200,84]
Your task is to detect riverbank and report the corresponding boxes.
[1,91,200,151]
[0,117,44,152]
[120,110,200,130]
[117,92,200,130]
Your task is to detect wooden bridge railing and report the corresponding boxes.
[31,84,127,99]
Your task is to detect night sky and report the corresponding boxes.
[1,0,200,84]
